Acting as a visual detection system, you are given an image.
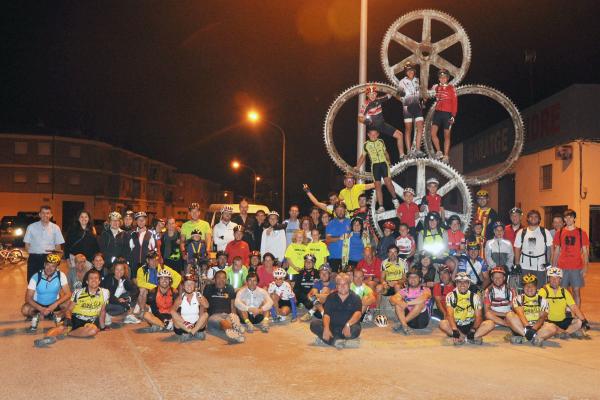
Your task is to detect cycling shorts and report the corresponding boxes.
[432,111,453,130]
[403,102,423,122]
[372,162,390,181]
[549,317,573,331]
[366,116,397,137]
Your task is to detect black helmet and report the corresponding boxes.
[438,68,450,77]
[426,212,440,222]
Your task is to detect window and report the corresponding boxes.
[68,174,81,185]
[69,145,81,158]
[13,172,27,183]
[540,164,552,190]
[14,142,28,155]
[37,143,51,156]
[37,172,51,184]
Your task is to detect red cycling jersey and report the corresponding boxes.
[432,84,457,116]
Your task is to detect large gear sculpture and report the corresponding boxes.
[369,158,472,237]
[380,9,471,94]
[322,9,524,238]
[423,84,525,186]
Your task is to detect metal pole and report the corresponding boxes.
[356,0,368,181]
[253,172,257,203]
[267,121,286,214]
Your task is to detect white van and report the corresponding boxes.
[205,203,270,228]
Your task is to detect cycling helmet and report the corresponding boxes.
[304,254,316,263]
[455,272,471,282]
[492,221,505,230]
[546,267,563,278]
[344,172,356,180]
[374,314,389,328]
[221,205,234,214]
[268,211,280,218]
[466,242,480,251]
[125,210,134,217]
[426,211,440,222]
[250,251,261,259]
[426,177,439,186]
[404,62,416,72]
[108,211,122,220]
[403,187,416,196]
[522,273,538,285]
[134,211,147,220]
[233,225,245,233]
[490,266,506,276]
[157,269,172,279]
[476,190,489,198]
[320,263,332,272]
[364,85,377,94]
[510,207,523,215]
[189,203,200,211]
[383,221,396,230]
[190,229,202,236]
[45,253,61,265]
[146,250,159,260]
[273,268,287,279]
[438,68,450,77]
[183,273,197,282]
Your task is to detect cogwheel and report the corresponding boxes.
[323,81,403,181]
[380,9,471,95]
[423,84,525,186]
[369,157,472,238]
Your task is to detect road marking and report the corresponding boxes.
[122,328,164,400]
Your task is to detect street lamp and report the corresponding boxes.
[231,160,260,202]
[246,110,286,214]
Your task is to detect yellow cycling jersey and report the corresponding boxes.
[382,259,407,282]
[446,289,481,325]
[71,288,109,319]
[137,264,182,290]
[351,283,373,299]
[538,284,575,322]
[513,294,548,324]
[363,139,388,166]
[339,183,367,211]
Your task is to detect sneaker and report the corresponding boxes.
[225,328,245,343]
[392,199,400,209]
[376,206,385,214]
[314,337,328,347]
[165,320,174,331]
[468,337,483,345]
[179,333,192,342]
[259,319,270,333]
[34,337,57,348]
[300,313,312,322]
[571,330,585,339]
[193,331,206,340]
[435,151,443,160]
[453,338,466,346]
[363,310,374,323]
[392,323,403,333]
[334,339,345,350]
[124,314,142,324]
[30,314,40,331]
[52,313,62,326]
[399,154,407,161]
[343,338,361,348]
[509,335,524,344]
[272,315,287,323]
[133,304,140,315]
[441,156,449,164]
[105,314,112,326]
[245,322,255,333]
[407,150,416,158]
[415,150,426,158]
[531,337,544,347]
[558,332,569,340]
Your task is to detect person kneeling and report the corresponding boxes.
[390,269,431,335]
[310,272,362,349]
[171,273,208,342]
[439,272,495,345]
[235,272,273,333]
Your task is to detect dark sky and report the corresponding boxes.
[2,0,599,210]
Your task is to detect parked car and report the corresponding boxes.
[0,212,39,246]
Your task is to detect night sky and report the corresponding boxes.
[2,1,599,211]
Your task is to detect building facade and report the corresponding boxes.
[0,133,220,230]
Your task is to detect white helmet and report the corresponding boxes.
[426,177,439,186]
[546,267,563,278]
[374,314,388,328]
[268,211,280,218]
[454,272,471,282]
[273,268,286,279]
[221,205,234,214]
[108,211,122,220]
[403,187,415,196]
[157,269,172,279]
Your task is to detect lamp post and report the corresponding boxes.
[247,111,286,214]
[231,160,261,202]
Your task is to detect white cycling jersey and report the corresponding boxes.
[399,77,421,104]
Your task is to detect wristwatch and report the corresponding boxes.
[345,322,350,328]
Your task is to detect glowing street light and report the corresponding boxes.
[231,160,241,170]
[247,110,260,123]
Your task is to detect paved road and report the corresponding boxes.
[1,260,599,400]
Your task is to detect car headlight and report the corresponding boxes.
[14,228,24,236]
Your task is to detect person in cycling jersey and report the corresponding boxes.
[171,273,209,341]
[355,129,400,213]
[483,266,516,327]
[474,190,499,240]
[432,266,455,320]
[439,272,495,345]
[390,270,431,334]
[396,187,420,236]
[23,253,71,331]
[134,250,181,317]
[457,242,489,292]
[417,212,448,262]
[396,223,416,262]
[379,245,408,296]
[213,205,238,252]
[260,211,287,263]
[514,210,553,284]
[430,69,458,163]
[293,254,319,311]
[485,221,514,273]
[141,269,177,332]
[504,207,523,245]
[350,269,376,318]
[539,267,590,338]
[301,265,336,322]
[447,215,466,255]
[399,62,425,158]
[505,273,556,346]
[419,177,445,219]
[235,272,273,333]
[268,267,297,322]
[358,84,406,160]
[225,256,249,292]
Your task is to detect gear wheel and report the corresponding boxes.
[423,84,525,186]
[370,158,472,237]
[323,82,402,181]
[381,9,471,95]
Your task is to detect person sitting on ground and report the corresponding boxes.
[356,246,382,292]
[235,272,273,333]
[390,269,431,334]
[415,251,437,290]
[457,242,489,292]
[310,272,363,349]
[67,253,91,291]
[379,245,408,296]
[539,267,590,338]
[204,270,246,343]
[225,256,249,292]
[135,250,181,317]
[226,226,251,266]
[302,265,336,322]
[248,251,261,274]
[350,269,376,319]
[207,251,228,282]
[142,269,177,332]
[439,272,495,345]
[90,252,110,282]
[505,273,556,346]
[432,266,454,320]
[257,252,275,289]
[396,223,416,262]
[294,254,319,311]
[102,257,140,324]
[376,221,397,260]
[23,253,71,331]
[483,266,516,327]
[170,273,209,342]
[35,269,109,347]
[185,229,207,270]
[267,267,297,322]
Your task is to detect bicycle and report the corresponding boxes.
[0,244,25,265]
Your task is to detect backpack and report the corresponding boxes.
[35,270,60,289]
[557,227,583,249]
[520,227,549,264]
[542,286,566,301]
[449,289,475,310]
[465,257,483,286]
